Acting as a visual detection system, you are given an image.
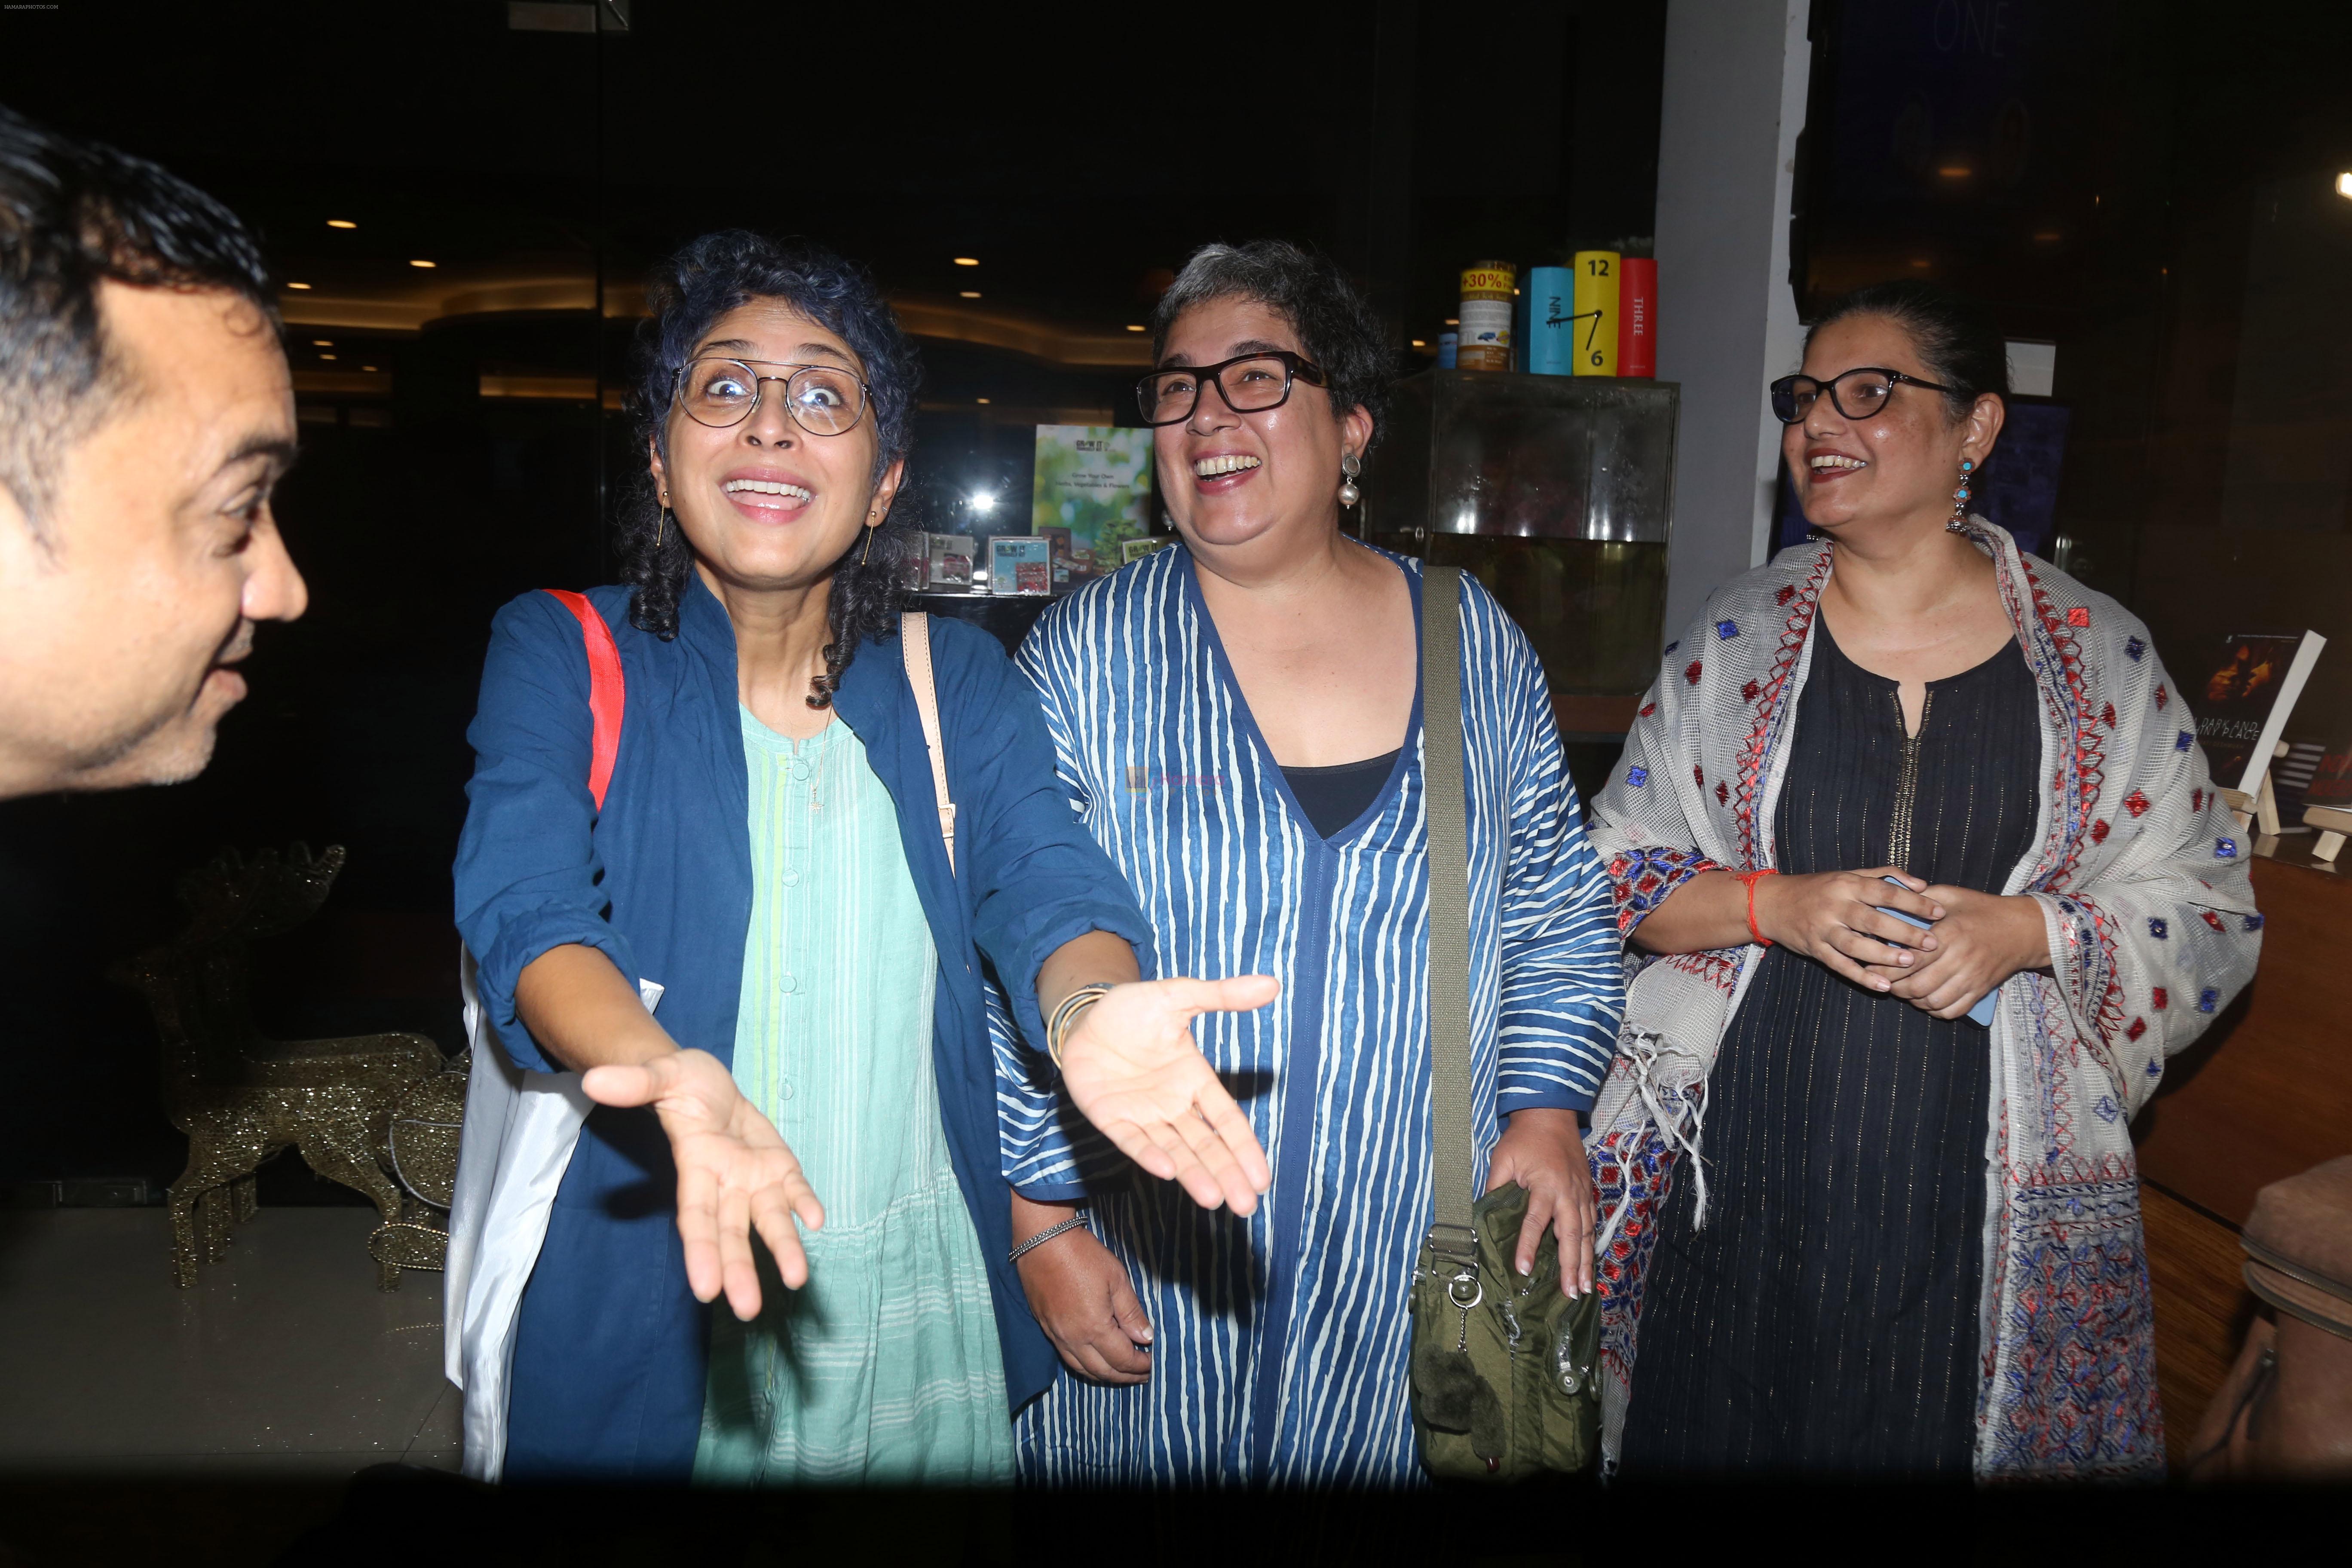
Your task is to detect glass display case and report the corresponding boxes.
[1360,371,1678,714]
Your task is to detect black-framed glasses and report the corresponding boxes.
[1769,366,1955,424]
[1136,350,1329,427]
[672,356,873,436]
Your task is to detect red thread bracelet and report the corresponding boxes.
[1733,868,1778,946]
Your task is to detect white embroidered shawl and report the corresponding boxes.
[1584,521,2261,1478]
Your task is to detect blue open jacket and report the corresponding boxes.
[453,576,1151,1480]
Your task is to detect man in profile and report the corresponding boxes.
[0,106,306,799]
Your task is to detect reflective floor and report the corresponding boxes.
[0,1208,458,1477]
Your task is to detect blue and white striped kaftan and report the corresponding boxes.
[995,545,1623,1487]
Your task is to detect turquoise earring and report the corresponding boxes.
[1948,459,1974,533]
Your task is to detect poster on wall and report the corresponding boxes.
[1032,426,1155,584]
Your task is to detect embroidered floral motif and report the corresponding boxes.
[2192,788,2205,812]
[2090,820,2111,845]
[2198,987,2219,1013]
[2101,702,2118,729]
[1775,584,1796,606]
[1693,765,1704,789]
[2148,918,2167,939]
[1639,702,1656,718]
[2124,790,2151,818]
[1605,846,1723,934]
[2244,913,2263,931]
[1683,660,1702,686]
[1715,781,1729,805]
[1716,620,1739,640]
[2215,837,2238,858]
[2067,606,2091,627]
[1626,765,1650,787]
[2176,732,2193,752]
[2125,1017,2146,1041]
[1741,680,1760,703]
[2152,987,2168,1010]
[2154,684,2168,711]
[2126,636,2146,662]
[2201,910,2226,932]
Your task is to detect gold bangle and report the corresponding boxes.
[1047,982,1117,1069]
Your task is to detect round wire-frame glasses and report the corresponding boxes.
[673,356,873,436]
[1136,350,1329,427]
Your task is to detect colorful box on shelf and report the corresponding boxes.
[987,535,1053,596]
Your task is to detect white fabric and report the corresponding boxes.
[444,944,659,1483]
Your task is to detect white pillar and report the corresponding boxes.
[1654,0,1812,639]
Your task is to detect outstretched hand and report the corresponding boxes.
[1057,975,1279,1216]
[580,1048,824,1322]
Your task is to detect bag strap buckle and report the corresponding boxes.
[1423,1221,1479,1268]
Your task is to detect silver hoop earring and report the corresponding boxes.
[1337,452,1363,508]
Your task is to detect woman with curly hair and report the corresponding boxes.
[449,232,1275,1485]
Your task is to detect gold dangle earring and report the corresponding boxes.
[657,490,670,550]
[861,508,879,567]
[1948,459,1974,533]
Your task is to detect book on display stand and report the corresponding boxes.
[2195,629,2328,835]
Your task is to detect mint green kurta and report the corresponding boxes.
[694,709,1015,1486]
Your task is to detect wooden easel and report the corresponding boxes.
[2310,802,2352,864]
[2220,741,2290,838]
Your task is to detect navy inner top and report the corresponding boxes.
[1281,748,1403,838]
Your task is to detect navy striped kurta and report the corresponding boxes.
[995,546,1623,1486]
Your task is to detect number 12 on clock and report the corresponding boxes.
[1571,250,1620,377]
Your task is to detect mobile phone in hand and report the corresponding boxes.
[1875,876,1999,1026]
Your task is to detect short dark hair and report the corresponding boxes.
[0,106,276,533]
[1150,240,1392,450]
[1805,279,2009,420]
[619,231,922,707]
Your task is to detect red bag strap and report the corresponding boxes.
[542,589,624,811]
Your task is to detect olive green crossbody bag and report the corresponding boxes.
[1407,565,1601,1482]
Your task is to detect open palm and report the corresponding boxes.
[580,1047,825,1321]
[1058,975,1278,1215]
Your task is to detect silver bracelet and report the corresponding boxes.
[1047,982,1117,1069]
[1008,1213,1090,1265]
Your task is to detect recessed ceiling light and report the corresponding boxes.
[312,339,332,347]
[1909,258,1932,269]
[362,365,378,372]
[1443,318,1458,326]
[2337,172,2352,199]
[326,219,357,230]
[285,281,312,291]
[953,257,980,266]
[1412,339,1426,348]
[1936,165,1971,179]
[976,397,990,404]
[959,290,981,299]
[1125,325,1145,332]
[319,353,337,361]
[409,259,437,269]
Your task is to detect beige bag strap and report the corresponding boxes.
[901,611,956,874]
[1421,565,1476,1252]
